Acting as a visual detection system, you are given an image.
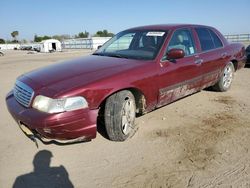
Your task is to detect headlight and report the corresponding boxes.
[32,95,88,113]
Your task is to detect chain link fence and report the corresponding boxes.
[62,37,111,50]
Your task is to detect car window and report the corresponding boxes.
[195,28,214,51]
[167,29,196,57]
[209,29,223,48]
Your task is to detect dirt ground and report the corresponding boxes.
[0,50,250,188]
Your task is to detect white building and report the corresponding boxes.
[91,37,111,49]
[40,39,62,53]
[62,37,111,50]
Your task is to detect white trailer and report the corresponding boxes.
[40,39,62,52]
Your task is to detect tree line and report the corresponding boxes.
[0,31,19,44]
[0,30,114,44]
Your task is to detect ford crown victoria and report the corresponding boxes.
[6,24,246,143]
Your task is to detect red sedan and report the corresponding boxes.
[6,24,246,143]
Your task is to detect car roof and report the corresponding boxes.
[127,24,213,31]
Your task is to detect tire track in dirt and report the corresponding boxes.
[152,95,241,170]
[111,95,250,187]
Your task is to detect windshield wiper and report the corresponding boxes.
[92,52,105,56]
[105,54,128,59]
[93,52,128,59]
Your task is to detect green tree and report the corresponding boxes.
[0,38,5,44]
[11,31,19,42]
[76,31,89,38]
[34,35,52,42]
[34,34,42,42]
[94,30,114,37]
[43,35,51,40]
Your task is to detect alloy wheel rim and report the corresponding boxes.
[121,98,135,135]
[223,65,233,88]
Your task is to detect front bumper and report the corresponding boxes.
[6,91,99,143]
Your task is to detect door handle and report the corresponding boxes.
[195,59,203,65]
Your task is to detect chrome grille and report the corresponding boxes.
[14,80,34,107]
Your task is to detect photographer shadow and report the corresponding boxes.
[13,150,74,188]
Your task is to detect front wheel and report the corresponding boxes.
[213,62,235,92]
[104,90,136,141]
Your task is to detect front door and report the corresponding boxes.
[157,28,203,107]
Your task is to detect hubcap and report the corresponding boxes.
[223,65,233,88]
[121,98,135,135]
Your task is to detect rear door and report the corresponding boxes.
[157,28,203,107]
[194,27,227,89]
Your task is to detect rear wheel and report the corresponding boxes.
[213,62,234,92]
[104,90,136,141]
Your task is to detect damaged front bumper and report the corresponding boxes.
[6,91,99,144]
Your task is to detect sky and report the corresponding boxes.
[0,0,249,41]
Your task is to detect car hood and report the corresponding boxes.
[19,55,146,95]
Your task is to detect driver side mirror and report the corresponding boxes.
[167,48,185,60]
[97,45,102,49]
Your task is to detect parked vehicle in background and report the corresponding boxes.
[19,45,41,52]
[33,46,41,52]
[246,45,250,65]
[20,45,33,51]
[6,24,246,144]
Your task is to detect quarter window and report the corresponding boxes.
[209,29,223,48]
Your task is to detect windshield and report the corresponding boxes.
[93,30,168,60]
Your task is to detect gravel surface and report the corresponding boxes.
[0,50,250,188]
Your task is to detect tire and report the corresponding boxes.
[213,62,235,92]
[104,90,136,141]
